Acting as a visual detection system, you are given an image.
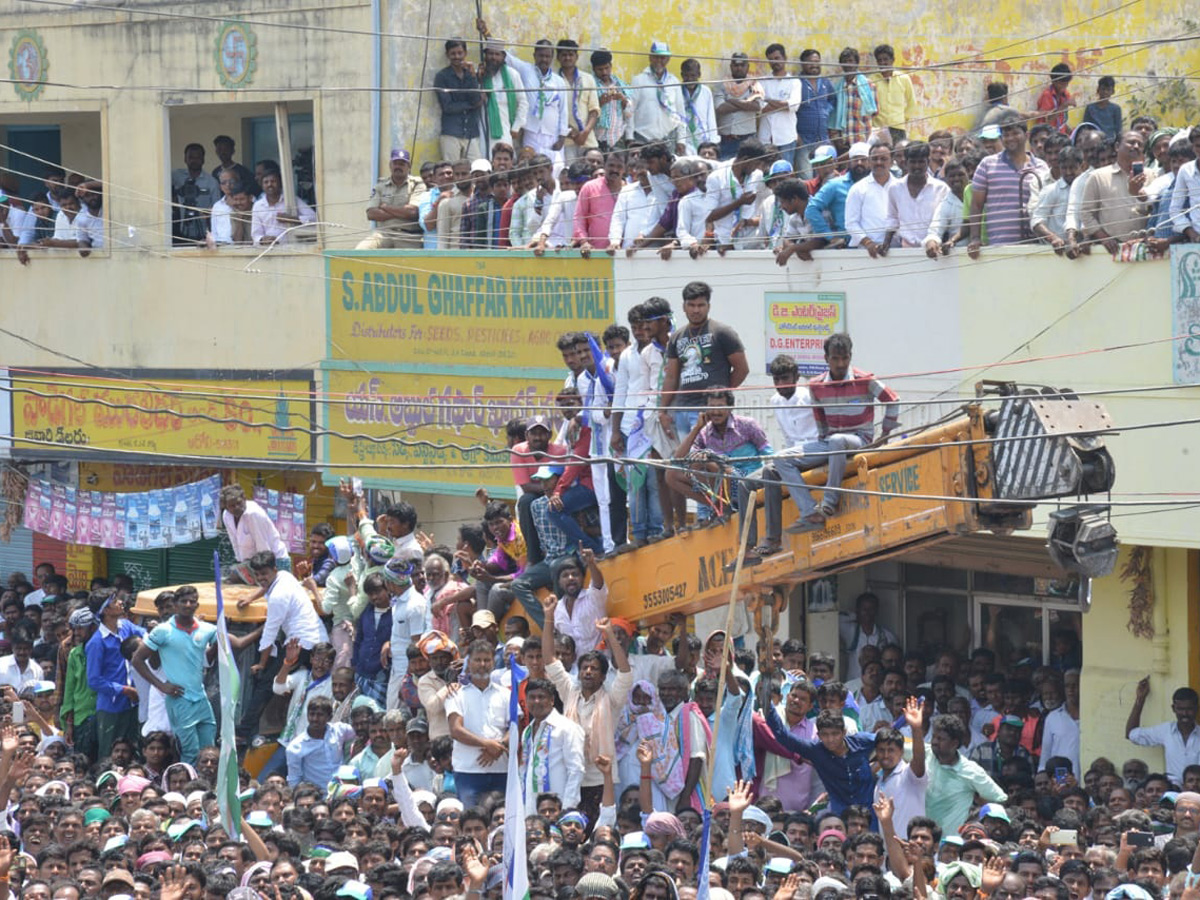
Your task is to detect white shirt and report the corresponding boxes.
[675,190,711,248]
[756,194,810,249]
[631,68,683,143]
[838,615,899,680]
[713,79,761,137]
[259,570,329,653]
[445,681,510,774]
[609,181,660,248]
[972,703,998,734]
[1169,159,1200,235]
[771,389,818,448]
[508,58,569,139]
[1030,177,1071,239]
[389,586,430,680]
[885,177,949,246]
[74,207,105,248]
[554,583,609,656]
[1063,167,1093,234]
[4,204,37,246]
[0,655,44,692]
[1127,719,1200,785]
[926,191,964,247]
[251,194,316,245]
[705,161,764,245]
[876,758,928,838]
[535,188,576,248]
[402,756,437,791]
[137,661,171,734]
[614,343,651,436]
[679,84,718,155]
[478,62,530,149]
[757,75,803,145]
[210,197,237,244]
[222,499,288,562]
[522,709,586,809]
[858,694,890,732]
[845,173,900,246]
[51,210,77,242]
[1039,705,1080,774]
[273,669,333,742]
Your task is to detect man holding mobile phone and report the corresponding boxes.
[1080,130,1153,255]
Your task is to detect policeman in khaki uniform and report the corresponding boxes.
[356,148,429,249]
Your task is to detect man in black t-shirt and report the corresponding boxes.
[658,280,750,441]
[656,281,749,526]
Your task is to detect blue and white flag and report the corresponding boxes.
[213,552,242,839]
[503,654,529,900]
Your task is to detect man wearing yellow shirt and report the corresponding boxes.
[869,45,917,142]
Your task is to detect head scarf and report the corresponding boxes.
[635,870,681,900]
[117,775,151,796]
[325,535,354,566]
[161,762,198,791]
[938,862,982,897]
[702,630,728,678]
[35,780,70,799]
[351,695,381,713]
[240,861,272,888]
[407,849,453,895]
[743,806,774,832]
[643,812,686,840]
[69,607,95,629]
[382,556,416,588]
[136,851,174,871]
[412,789,437,809]
[609,618,636,637]
[558,810,589,830]
[364,535,395,565]
[417,630,457,661]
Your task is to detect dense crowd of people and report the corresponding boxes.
[359,34,1200,259]
[1,277,1200,900]
[4,41,1200,260]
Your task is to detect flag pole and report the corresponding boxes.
[704,489,757,802]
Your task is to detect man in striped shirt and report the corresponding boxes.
[967,112,1050,256]
[777,332,900,531]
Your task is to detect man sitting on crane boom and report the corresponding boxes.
[776,332,901,532]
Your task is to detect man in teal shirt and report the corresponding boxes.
[132,584,217,765]
[925,713,1008,833]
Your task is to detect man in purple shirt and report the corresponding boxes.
[666,389,771,522]
[765,678,818,812]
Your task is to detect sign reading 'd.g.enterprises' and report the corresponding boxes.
[325,252,615,369]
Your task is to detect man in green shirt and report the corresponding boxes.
[60,607,98,761]
[132,585,219,765]
[925,713,1008,833]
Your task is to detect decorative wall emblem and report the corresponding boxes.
[9,30,48,102]
[215,20,257,89]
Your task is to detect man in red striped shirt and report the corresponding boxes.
[777,332,900,531]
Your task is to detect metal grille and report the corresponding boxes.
[992,396,1081,500]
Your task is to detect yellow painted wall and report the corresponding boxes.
[1080,545,1197,773]
[388,0,1200,166]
